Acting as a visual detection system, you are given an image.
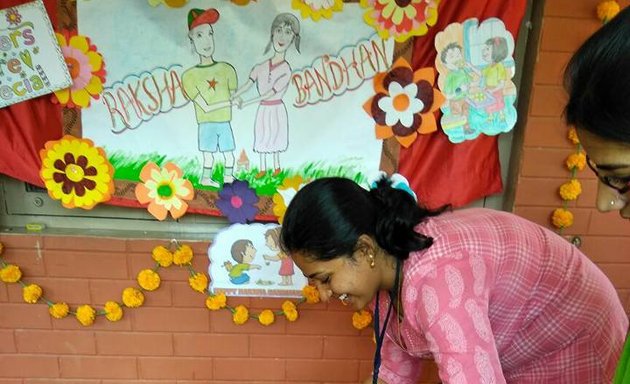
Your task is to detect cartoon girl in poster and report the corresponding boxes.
[231,13,301,178]
[480,36,508,123]
[262,227,294,285]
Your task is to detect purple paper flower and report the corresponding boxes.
[216,180,259,224]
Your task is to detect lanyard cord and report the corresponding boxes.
[372,258,401,384]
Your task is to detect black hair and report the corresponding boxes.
[485,37,508,63]
[564,6,630,143]
[440,42,463,64]
[279,176,447,262]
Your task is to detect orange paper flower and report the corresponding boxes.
[364,58,445,148]
[273,175,307,223]
[135,162,194,221]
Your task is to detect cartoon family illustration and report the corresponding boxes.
[182,8,300,187]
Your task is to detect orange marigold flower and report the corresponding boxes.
[352,310,373,330]
[302,285,321,304]
[566,152,586,172]
[233,305,249,325]
[258,309,275,326]
[551,208,574,229]
[559,179,582,201]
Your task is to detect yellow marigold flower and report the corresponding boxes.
[258,309,275,326]
[137,269,161,291]
[189,273,208,293]
[551,208,574,229]
[122,287,145,308]
[49,302,70,319]
[22,284,43,304]
[559,179,583,201]
[205,292,227,311]
[76,304,96,326]
[302,285,321,304]
[232,304,249,325]
[0,241,4,255]
[352,310,373,330]
[596,0,620,22]
[282,301,299,322]
[566,152,586,172]
[173,244,193,266]
[567,128,580,145]
[104,301,123,322]
[151,245,173,267]
[0,264,22,283]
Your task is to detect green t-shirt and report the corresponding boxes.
[228,263,250,278]
[444,68,471,100]
[182,62,237,123]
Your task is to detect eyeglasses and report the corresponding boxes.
[586,155,630,194]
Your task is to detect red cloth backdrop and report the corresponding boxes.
[0,0,527,208]
[401,0,527,209]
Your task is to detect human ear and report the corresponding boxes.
[354,234,377,264]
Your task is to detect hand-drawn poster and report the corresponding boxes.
[77,1,394,218]
[435,18,516,143]
[0,0,71,108]
[208,223,307,297]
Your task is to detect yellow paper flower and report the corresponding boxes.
[596,0,620,22]
[292,0,343,21]
[567,128,580,145]
[352,309,373,330]
[104,301,123,322]
[152,245,174,267]
[360,0,440,42]
[551,208,574,229]
[559,179,582,201]
[206,292,227,311]
[0,264,22,283]
[135,162,194,221]
[122,287,145,308]
[189,273,208,293]
[273,175,307,223]
[282,300,299,322]
[233,305,249,325]
[76,304,96,326]
[258,309,275,326]
[39,135,114,210]
[147,0,189,7]
[566,152,587,172]
[49,302,70,319]
[22,284,43,304]
[137,269,161,291]
[53,31,106,108]
[173,244,194,266]
[302,285,321,304]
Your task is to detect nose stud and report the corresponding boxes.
[338,293,349,305]
[610,200,616,206]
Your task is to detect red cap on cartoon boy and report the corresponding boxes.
[187,8,219,30]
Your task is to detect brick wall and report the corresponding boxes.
[513,0,630,315]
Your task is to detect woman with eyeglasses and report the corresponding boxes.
[564,7,630,384]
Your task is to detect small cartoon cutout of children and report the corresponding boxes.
[480,36,508,122]
[224,239,261,285]
[262,227,294,285]
[440,42,473,133]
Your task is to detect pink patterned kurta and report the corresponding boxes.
[375,208,628,384]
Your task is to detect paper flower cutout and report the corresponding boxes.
[39,135,114,210]
[359,0,440,42]
[292,0,343,21]
[364,57,445,148]
[5,8,21,26]
[216,180,259,224]
[272,176,308,224]
[135,162,194,221]
[147,0,189,8]
[229,0,255,5]
[53,31,106,108]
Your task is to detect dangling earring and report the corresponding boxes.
[369,254,375,268]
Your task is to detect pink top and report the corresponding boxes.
[376,208,628,383]
[249,60,291,102]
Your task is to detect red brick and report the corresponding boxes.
[0,355,59,378]
[0,234,43,250]
[95,332,172,356]
[132,307,209,332]
[173,333,248,357]
[533,51,571,85]
[578,236,630,263]
[0,304,52,329]
[126,239,209,256]
[0,330,15,353]
[171,281,206,307]
[286,309,370,336]
[514,177,566,207]
[575,179,598,207]
[520,147,578,178]
[15,329,96,355]
[359,359,373,382]
[210,307,286,334]
[513,207,592,235]
[323,335,375,360]
[540,17,599,53]
[544,0,630,18]
[213,358,284,381]
[7,278,90,305]
[1,249,46,277]
[51,309,132,331]
[44,250,128,279]
[598,264,630,289]
[90,279,172,307]
[286,359,359,382]
[128,252,202,283]
[26,380,99,384]
[44,235,126,252]
[138,357,212,380]
[59,356,137,379]
[529,85,566,117]
[103,381,174,384]
[419,359,441,383]
[0,284,7,303]
[0,379,23,384]
[250,334,323,358]
[587,210,630,236]
[523,117,573,148]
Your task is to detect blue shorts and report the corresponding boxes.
[198,122,235,152]
[230,273,250,285]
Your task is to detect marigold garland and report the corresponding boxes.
[0,241,372,329]
[551,128,584,231]
[596,0,620,23]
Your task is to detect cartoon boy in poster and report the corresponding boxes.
[440,42,473,133]
[182,8,237,188]
[224,239,261,285]
[262,227,295,285]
